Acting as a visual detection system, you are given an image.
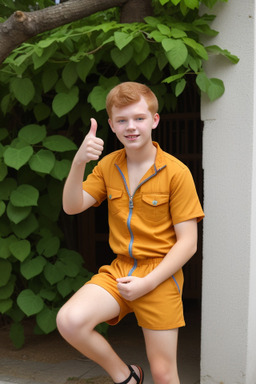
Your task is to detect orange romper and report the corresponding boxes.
[83,142,204,330]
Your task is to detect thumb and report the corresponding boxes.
[89,118,98,136]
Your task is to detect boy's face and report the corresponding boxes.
[108,97,159,150]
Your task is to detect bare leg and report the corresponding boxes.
[57,284,141,383]
[143,328,180,384]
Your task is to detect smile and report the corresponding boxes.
[125,135,140,140]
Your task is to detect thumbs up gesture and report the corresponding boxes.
[74,118,104,165]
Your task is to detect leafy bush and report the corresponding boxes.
[0,0,238,347]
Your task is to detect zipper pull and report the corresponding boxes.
[129,197,134,209]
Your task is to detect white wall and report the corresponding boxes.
[200,0,256,383]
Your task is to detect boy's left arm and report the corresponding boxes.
[117,218,198,301]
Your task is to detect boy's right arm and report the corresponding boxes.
[62,118,104,215]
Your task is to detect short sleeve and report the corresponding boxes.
[82,161,107,206]
[170,167,204,225]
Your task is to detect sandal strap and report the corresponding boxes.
[114,365,144,384]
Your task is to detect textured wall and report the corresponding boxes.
[200,0,256,383]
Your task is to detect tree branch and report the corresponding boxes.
[0,0,128,64]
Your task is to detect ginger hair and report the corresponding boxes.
[106,82,158,118]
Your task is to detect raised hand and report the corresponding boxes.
[74,118,104,165]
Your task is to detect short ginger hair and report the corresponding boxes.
[106,82,158,118]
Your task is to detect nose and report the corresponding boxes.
[127,119,136,129]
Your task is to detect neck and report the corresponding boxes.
[125,141,156,165]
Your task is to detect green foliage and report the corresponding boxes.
[0,0,238,347]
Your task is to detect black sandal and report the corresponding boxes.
[114,365,144,384]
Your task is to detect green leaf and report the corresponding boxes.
[207,78,225,101]
[206,45,239,64]
[36,307,58,334]
[183,37,208,60]
[76,56,95,82]
[0,298,13,314]
[39,288,56,301]
[184,0,199,9]
[140,57,157,80]
[57,277,73,298]
[7,203,31,224]
[0,260,12,287]
[10,323,25,349]
[175,78,186,96]
[17,289,44,316]
[0,275,15,299]
[34,103,51,122]
[11,78,35,106]
[43,135,77,152]
[164,40,188,69]
[62,62,78,89]
[144,16,160,27]
[0,235,16,260]
[133,42,150,66]
[196,72,211,93]
[32,44,57,69]
[11,213,38,239]
[29,150,55,174]
[52,87,79,117]
[0,200,5,216]
[42,69,58,93]
[111,45,134,68]
[20,256,46,280]
[18,124,47,144]
[157,24,171,37]
[88,86,110,112]
[196,72,225,100]
[9,239,31,262]
[163,71,188,84]
[44,261,65,285]
[114,32,134,50]
[10,184,39,207]
[36,236,60,258]
[0,160,7,181]
[3,146,33,170]
[50,159,71,181]
[149,30,165,43]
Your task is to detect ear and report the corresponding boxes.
[108,118,115,133]
[152,113,160,130]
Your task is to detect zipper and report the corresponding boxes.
[115,164,166,275]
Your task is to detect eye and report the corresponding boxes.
[136,117,145,121]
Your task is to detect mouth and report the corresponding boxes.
[125,134,140,140]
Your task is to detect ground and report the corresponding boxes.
[0,319,113,384]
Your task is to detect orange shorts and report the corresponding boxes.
[86,255,185,330]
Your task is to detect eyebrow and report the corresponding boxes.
[115,113,148,119]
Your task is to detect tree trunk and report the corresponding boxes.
[120,0,153,22]
[0,0,128,64]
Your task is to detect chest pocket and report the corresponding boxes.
[107,187,123,215]
[141,194,170,222]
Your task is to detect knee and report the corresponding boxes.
[149,360,179,384]
[56,304,91,340]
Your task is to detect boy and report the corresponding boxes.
[57,82,204,384]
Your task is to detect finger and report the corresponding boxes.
[89,118,98,137]
[116,277,132,284]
